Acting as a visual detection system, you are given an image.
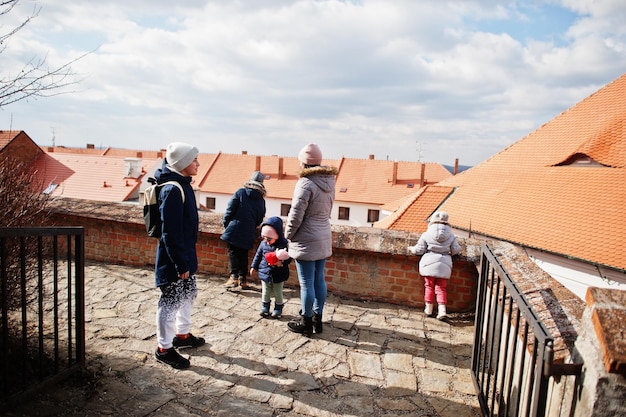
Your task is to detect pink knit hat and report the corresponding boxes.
[298,143,323,165]
[261,225,279,240]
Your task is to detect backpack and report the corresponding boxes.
[142,178,185,238]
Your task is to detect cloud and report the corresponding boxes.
[1,0,625,166]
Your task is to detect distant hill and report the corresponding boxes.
[443,164,472,174]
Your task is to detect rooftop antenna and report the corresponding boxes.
[416,141,423,162]
[51,127,56,147]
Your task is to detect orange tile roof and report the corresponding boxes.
[44,145,166,159]
[198,153,316,199]
[0,130,21,149]
[386,73,626,271]
[17,140,453,211]
[335,159,451,204]
[196,153,452,204]
[374,185,455,232]
[31,152,158,202]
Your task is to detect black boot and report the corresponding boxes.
[312,312,323,334]
[288,315,313,336]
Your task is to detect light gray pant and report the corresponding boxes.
[156,276,198,349]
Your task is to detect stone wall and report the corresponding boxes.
[48,198,480,312]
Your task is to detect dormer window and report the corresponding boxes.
[555,153,605,167]
[42,183,59,195]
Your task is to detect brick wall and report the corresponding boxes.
[49,198,480,312]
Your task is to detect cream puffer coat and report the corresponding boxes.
[409,222,461,279]
[285,165,338,261]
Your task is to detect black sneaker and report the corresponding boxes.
[172,333,206,348]
[155,347,190,369]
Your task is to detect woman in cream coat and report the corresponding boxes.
[285,143,338,336]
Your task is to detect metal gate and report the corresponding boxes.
[471,243,581,416]
[0,227,85,404]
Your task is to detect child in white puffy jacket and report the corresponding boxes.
[408,211,461,320]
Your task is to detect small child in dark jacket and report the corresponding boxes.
[250,216,292,319]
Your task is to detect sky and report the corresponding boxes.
[1,0,625,167]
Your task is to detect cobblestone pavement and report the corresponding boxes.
[8,262,481,417]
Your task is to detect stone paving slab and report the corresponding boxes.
[7,262,481,417]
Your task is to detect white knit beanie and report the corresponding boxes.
[166,142,199,172]
[429,211,449,224]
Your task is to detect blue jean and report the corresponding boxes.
[295,259,327,317]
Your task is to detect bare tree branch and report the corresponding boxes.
[0,0,87,108]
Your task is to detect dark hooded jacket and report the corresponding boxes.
[154,161,199,287]
[220,181,266,250]
[250,216,292,284]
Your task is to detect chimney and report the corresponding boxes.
[87,144,95,149]
[136,152,143,158]
[124,157,142,178]
[420,163,426,187]
[242,150,248,155]
[392,162,398,185]
[369,154,375,160]
[278,157,284,179]
[256,155,261,172]
[454,158,459,175]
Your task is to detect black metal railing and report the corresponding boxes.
[0,227,85,404]
[471,243,581,417]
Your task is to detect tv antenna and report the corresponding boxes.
[416,141,423,162]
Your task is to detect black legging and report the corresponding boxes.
[227,243,249,279]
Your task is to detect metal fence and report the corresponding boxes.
[471,243,581,417]
[0,227,85,404]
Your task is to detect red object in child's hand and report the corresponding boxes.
[265,251,278,266]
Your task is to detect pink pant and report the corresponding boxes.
[424,276,448,305]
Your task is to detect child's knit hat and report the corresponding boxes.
[250,171,265,184]
[261,224,279,240]
[429,211,449,224]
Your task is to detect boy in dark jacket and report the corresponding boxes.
[221,171,266,290]
[154,142,205,369]
[250,216,292,319]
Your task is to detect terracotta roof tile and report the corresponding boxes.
[387,73,626,271]
[18,141,452,215]
[335,159,450,204]
[374,185,455,232]
[31,152,158,202]
[194,154,451,204]
[0,130,21,149]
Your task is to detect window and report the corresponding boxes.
[338,206,350,220]
[280,204,291,217]
[367,209,380,223]
[205,197,216,210]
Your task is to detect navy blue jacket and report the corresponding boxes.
[250,216,291,284]
[154,162,198,287]
[220,183,266,250]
